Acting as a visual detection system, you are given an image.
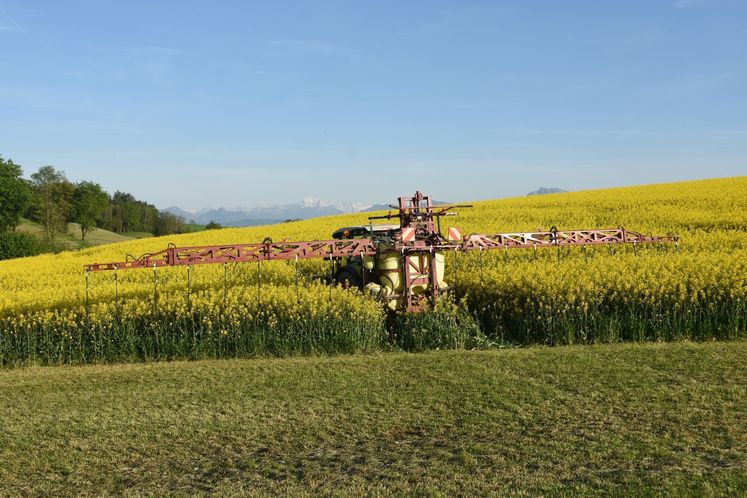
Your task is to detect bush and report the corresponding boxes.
[36,237,69,255]
[0,231,40,260]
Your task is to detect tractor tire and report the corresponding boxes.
[334,267,363,290]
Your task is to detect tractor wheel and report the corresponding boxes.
[334,267,363,289]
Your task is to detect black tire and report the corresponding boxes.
[334,267,363,289]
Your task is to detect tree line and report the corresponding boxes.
[0,155,189,258]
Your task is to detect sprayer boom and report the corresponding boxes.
[84,191,678,312]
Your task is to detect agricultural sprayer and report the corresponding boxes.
[84,191,678,312]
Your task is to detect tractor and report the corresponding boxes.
[85,191,677,312]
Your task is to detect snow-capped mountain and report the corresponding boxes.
[163,198,376,227]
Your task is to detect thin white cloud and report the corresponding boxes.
[147,46,185,56]
[675,0,747,6]
[264,39,348,56]
[85,44,186,57]
[0,8,22,32]
[0,85,81,111]
[82,44,185,86]
[489,128,747,139]
[15,122,150,135]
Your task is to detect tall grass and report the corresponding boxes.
[0,308,385,367]
[387,299,487,352]
[3,291,742,367]
[466,296,746,345]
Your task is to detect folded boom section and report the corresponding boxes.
[462,228,677,251]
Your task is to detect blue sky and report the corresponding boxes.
[1,0,745,209]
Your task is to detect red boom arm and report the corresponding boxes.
[85,228,675,272]
[461,227,677,251]
[82,191,679,314]
[84,238,378,272]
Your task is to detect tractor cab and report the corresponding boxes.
[331,224,399,241]
[330,224,399,288]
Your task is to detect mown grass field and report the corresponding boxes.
[1,341,745,496]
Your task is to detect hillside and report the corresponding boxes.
[0,176,745,366]
[14,219,205,251]
[7,176,746,268]
[16,218,135,249]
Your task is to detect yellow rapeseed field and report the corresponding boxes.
[0,176,745,365]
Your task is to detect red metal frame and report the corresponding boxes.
[461,227,677,251]
[84,191,678,312]
[85,238,377,272]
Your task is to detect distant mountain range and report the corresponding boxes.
[164,199,376,227]
[164,198,451,227]
[527,187,568,196]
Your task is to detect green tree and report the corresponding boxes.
[0,231,40,260]
[142,205,159,233]
[0,155,32,232]
[101,191,166,235]
[71,181,109,240]
[106,191,158,233]
[30,165,74,240]
[205,220,222,230]
[155,212,185,236]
